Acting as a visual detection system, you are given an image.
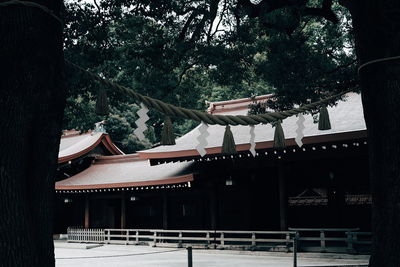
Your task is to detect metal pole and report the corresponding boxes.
[293,232,298,267]
[187,246,193,267]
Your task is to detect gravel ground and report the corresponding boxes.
[54,243,369,267]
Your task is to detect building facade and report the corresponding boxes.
[54,92,371,233]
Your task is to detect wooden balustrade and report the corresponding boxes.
[67,228,296,250]
[288,228,372,253]
[66,227,371,254]
[67,227,105,243]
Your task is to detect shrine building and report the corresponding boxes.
[54,92,370,234]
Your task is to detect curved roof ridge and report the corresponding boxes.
[207,94,274,114]
[95,153,142,164]
[58,132,124,163]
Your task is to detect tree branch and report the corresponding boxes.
[177,9,201,42]
[322,59,357,76]
[190,0,220,43]
[171,62,198,90]
[303,0,338,23]
[237,0,338,24]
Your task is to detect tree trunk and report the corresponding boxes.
[0,1,65,266]
[346,1,400,266]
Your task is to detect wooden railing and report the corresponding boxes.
[68,228,297,250]
[105,229,298,251]
[67,227,371,254]
[67,227,105,243]
[288,228,372,253]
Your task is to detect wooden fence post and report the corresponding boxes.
[187,246,193,267]
[320,230,326,252]
[179,231,183,247]
[293,232,298,267]
[153,231,157,247]
[251,232,256,246]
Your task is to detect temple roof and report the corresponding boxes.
[58,131,124,164]
[139,92,366,160]
[55,154,194,191]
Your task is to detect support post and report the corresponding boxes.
[84,195,90,229]
[210,185,217,230]
[293,232,298,267]
[187,246,193,267]
[121,192,126,229]
[162,191,168,230]
[278,160,288,231]
[320,230,326,252]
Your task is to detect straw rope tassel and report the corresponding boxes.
[222,125,237,154]
[273,121,285,148]
[161,116,175,145]
[318,105,331,130]
[95,87,109,116]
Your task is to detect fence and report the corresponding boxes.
[67,228,105,243]
[68,228,297,250]
[288,228,372,253]
[67,227,371,254]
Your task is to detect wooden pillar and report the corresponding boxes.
[278,160,288,231]
[121,192,126,229]
[162,191,168,229]
[84,195,90,229]
[209,182,218,230]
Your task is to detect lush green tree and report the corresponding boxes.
[63,0,352,145]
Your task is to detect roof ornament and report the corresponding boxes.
[295,114,305,147]
[94,121,107,133]
[196,122,209,157]
[134,103,149,142]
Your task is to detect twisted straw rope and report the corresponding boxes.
[67,60,350,126]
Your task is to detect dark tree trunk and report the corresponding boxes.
[344,1,400,266]
[0,1,65,266]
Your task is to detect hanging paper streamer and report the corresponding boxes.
[134,103,149,141]
[249,125,256,157]
[196,122,209,157]
[295,114,305,147]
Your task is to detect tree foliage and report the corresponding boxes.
[63,0,357,152]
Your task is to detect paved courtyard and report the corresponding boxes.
[55,243,369,267]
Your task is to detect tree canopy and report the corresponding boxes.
[63,0,357,152]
